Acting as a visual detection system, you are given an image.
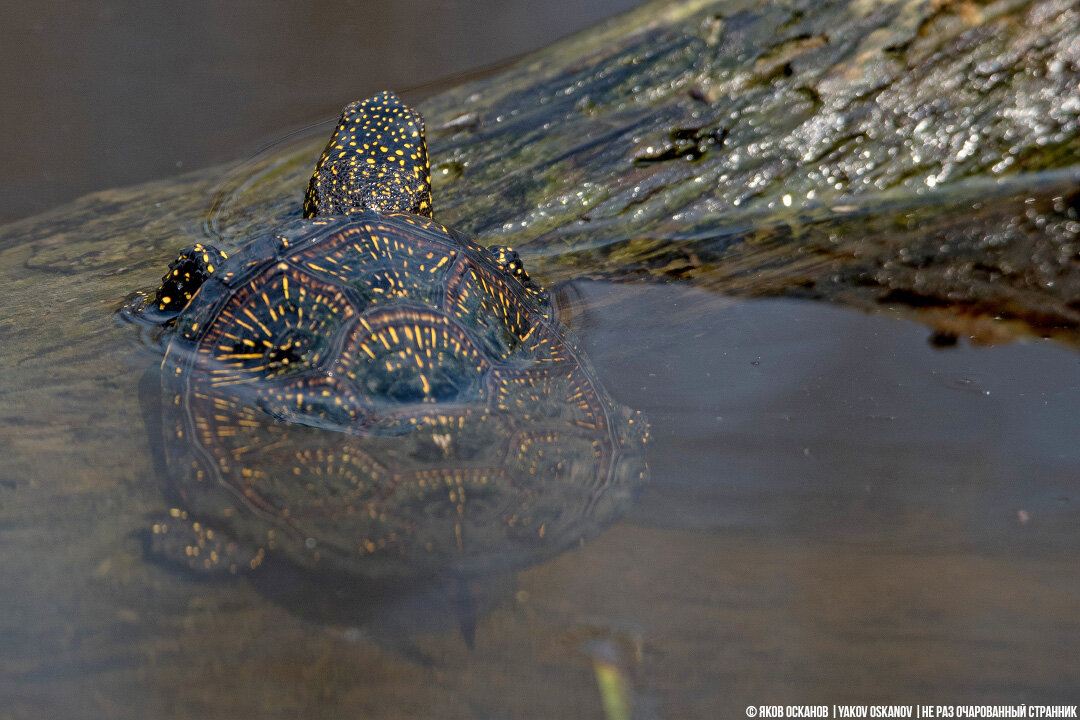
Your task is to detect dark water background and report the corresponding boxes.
[0,0,641,223]
[1,1,1078,718]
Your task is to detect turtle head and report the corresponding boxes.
[304,91,433,219]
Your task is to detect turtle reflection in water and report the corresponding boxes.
[137,92,648,581]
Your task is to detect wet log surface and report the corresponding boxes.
[5,0,1078,344]
[423,0,1080,343]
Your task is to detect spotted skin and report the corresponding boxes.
[304,91,432,219]
[145,93,648,579]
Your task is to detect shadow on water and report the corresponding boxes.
[242,562,519,662]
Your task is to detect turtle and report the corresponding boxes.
[140,91,648,581]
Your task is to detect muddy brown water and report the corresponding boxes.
[1,2,1079,718]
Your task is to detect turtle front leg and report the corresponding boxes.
[150,509,264,575]
[154,244,228,312]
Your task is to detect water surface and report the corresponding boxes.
[1,265,1076,717]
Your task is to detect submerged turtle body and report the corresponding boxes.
[148,92,648,579]
[158,211,647,577]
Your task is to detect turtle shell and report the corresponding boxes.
[160,211,648,579]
